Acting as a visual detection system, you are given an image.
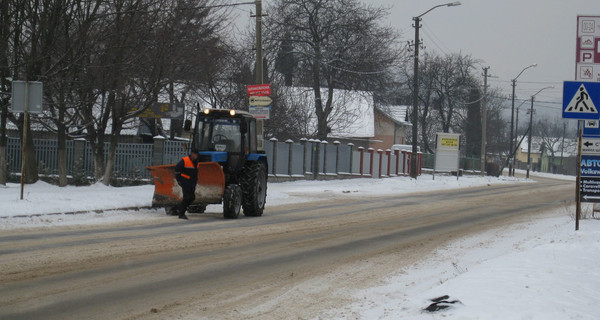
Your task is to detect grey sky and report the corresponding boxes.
[372,0,599,117]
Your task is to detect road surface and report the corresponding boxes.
[0,176,573,319]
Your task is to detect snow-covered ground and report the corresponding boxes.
[2,172,598,319]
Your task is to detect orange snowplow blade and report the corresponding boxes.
[146,162,225,207]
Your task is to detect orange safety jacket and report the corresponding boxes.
[175,155,199,192]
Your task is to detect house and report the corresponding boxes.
[371,105,411,151]
[515,135,578,174]
[277,86,411,150]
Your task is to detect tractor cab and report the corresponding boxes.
[189,108,258,180]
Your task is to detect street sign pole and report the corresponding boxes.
[12,80,43,200]
[576,120,583,231]
[20,82,29,200]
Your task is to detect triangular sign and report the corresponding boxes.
[565,84,597,113]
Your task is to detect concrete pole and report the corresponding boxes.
[481,67,489,177]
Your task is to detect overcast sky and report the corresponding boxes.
[232,0,600,120]
[376,0,599,115]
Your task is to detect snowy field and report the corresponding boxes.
[2,172,599,319]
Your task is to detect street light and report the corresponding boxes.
[411,1,461,179]
[526,86,554,179]
[509,63,537,176]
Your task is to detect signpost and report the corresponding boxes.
[566,16,600,229]
[11,81,43,200]
[249,96,272,106]
[247,83,271,149]
[566,15,600,230]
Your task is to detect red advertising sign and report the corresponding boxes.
[246,84,271,96]
[576,16,600,81]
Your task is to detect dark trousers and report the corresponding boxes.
[178,190,195,216]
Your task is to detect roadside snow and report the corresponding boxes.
[1,173,525,227]
[1,171,596,320]
[319,207,600,320]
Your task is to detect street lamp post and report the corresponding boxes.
[526,86,554,179]
[411,1,461,179]
[509,63,537,176]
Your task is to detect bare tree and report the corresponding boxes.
[404,52,480,153]
[535,117,573,173]
[265,0,400,140]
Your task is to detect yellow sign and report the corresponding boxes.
[441,137,458,147]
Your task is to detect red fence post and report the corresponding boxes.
[377,149,383,178]
[402,150,408,175]
[386,149,391,177]
[394,149,400,175]
[368,148,375,177]
[358,146,365,176]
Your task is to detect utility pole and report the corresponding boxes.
[410,15,421,179]
[481,67,489,177]
[255,0,263,85]
[254,0,265,150]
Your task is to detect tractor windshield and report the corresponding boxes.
[195,118,242,152]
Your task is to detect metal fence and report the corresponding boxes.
[6,136,492,182]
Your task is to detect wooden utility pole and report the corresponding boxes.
[255,0,265,150]
[481,67,489,177]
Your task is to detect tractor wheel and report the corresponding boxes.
[241,162,267,217]
[223,184,242,219]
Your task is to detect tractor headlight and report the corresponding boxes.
[229,110,236,116]
[203,108,210,115]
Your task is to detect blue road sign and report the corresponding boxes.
[581,155,600,177]
[580,120,600,137]
[563,81,600,120]
[580,155,600,202]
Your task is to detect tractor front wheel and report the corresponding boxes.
[223,184,242,219]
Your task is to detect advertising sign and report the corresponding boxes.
[580,155,600,202]
[134,103,184,119]
[434,133,460,174]
[246,84,271,96]
[576,16,600,81]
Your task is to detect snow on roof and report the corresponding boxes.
[279,87,374,138]
[376,105,410,125]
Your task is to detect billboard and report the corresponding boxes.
[576,16,600,81]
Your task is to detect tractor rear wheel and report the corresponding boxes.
[241,162,267,217]
[223,184,242,219]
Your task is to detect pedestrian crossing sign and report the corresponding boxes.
[563,81,600,120]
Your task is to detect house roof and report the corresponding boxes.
[375,105,411,126]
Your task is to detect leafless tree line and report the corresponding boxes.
[1,0,555,186]
[0,0,249,185]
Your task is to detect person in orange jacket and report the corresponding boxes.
[174,149,200,220]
